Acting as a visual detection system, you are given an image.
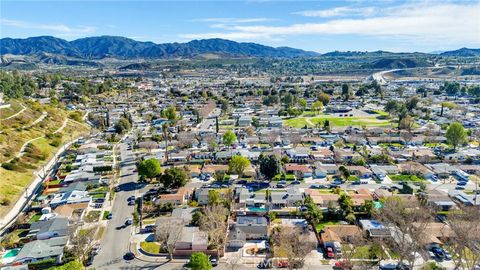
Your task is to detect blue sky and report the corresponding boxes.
[1,0,479,53]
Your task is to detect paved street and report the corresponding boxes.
[93,141,139,269]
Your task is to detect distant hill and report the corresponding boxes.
[0,36,319,59]
[367,58,430,69]
[440,48,480,57]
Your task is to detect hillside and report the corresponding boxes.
[440,48,480,57]
[0,36,319,59]
[0,100,90,217]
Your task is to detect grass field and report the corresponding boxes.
[284,114,393,128]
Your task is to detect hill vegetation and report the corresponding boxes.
[0,100,89,217]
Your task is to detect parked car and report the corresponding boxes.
[128,200,135,206]
[291,180,301,185]
[106,213,113,219]
[210,258,218,267]
[326,247,335,258]
[128,195,136,201]
[431,247,446,260]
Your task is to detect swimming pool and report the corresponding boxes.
[248,207,267,212]
[2,249,19,259]
[1,248,20,264]
[374,201,383,209]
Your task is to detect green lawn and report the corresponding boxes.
[388,174,425,182]
[91,192,107,199]
[102,211,111,220]
[284,115,392,128]
[28,213,42,224]
[316,220,341,231]
[140,241,161,254]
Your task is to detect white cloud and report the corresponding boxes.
[1,18,95,37]
[294,6,376,18]
[181,2,480,46]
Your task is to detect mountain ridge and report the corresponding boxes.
[0,36,319,59]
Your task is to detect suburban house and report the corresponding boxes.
[269,188,304,209]
[49,190,91,209]
[284,164,313,179]
[228,215,269,248]
[28,217,69,240]
[157,187,192,206]
[12,236,68,265]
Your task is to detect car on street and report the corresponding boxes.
[124,252,135,260]
[210,258,218,267]
[125,218,133,226]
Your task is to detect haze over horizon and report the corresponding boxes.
[1,0,480,53]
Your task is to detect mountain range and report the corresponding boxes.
[0,36,478,60]
[0,36,319,59]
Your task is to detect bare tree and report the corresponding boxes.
[443,206,480,270]
[155,218,185,260]
[68,226,96,262]
[271,226,316,270]
[375,197,433,269]
[199,205,229,257]
[177,131,197,149]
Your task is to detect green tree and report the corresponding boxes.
[259,154,281,179]
[208,189,222,205]
[446,122,467,151]
[317,93,331,105]
[189,252,212,270]
[338,193,354,217]
[222,130,237,148]
[114,118,131,134]
[342,83,350,101]
[46,260,83,270]
[303,196,323,233]
[137,158,161,180]
[228,155,251,175]
[311,100,323,115]
[384,100,399,116]
[298,98,307,110]
[162,106,178,122]
[362,200,375,216]
[405,96,420,113]
[160,167,188,189]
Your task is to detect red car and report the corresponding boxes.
[276,261,289,268]
[326,247,335,258]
